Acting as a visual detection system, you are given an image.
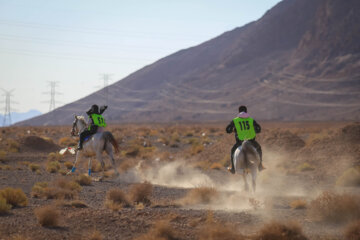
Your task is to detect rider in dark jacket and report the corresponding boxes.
[226,105,264,173]
[77,104,107,150]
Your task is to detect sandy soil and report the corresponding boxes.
[0,122,359,240]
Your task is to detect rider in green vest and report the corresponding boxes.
[77,104,107,150]
[226,105,265,173]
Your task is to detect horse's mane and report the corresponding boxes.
[77,115,87,125]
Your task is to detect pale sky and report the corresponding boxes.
[0,0,282,113]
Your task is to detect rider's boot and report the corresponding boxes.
[77,140,83,151]
[257,149,265,171]
[228,156,235,174]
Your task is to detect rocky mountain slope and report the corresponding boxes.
[18,0,360,126]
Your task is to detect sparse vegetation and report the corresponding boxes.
[254,221,308,240]
[63,161,73,169]
[88,230,103,240]
[0,196,12,214]
[7,139,20,153]
[129,182,153,206]
[198,221,244,240]
[29,163,40,172]
[297,162,315,172]
[290,199,307,209]
[134,221,179,240]
[0,187,28,207]
[47,152,63,162]
[105,188,132,210]
[75,174,92,186]
[180,187,218,205]
[58,137,77,147]
[308,191,360,223]
[345,220,360,240]
[32,178,81,200]
[35,205,60,227]
[46,161,61,173]
[0,150,7,162]
[336,167,360,187]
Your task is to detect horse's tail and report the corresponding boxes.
[103,131,119,154]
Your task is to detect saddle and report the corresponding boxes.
[83,127,104,143]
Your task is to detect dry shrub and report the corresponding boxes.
[9,234,32,240]
[0,150,7,162]
[297,162,315,172]
[0,164,11,170]
[181,187,218,205]
[198,222,244,240]
[46,161,61,173]
[47,152,63,161]
[134,221,179,240]
[29,163,40,172]
[210,162,223,170]
[290,199,307,209]
[88,230,103,240]
[91,161,102,172]
[35,205,60,227]
[32,178,81,200]
[105,188,132,210]
[56,200,88,208]
[58,137,77,147]
[255,221,307,240]
[190,143,204,155]
[75,174,92,186]
[345,220,360,240]
[0,187,28,207]
[336,168,360,187]
[129,182,153,206]
[7,139,20,152]
[64,161,73,170]
[0,196,12,214]
[55,177,82,192]
[255,222,308,240]
[308,191,360,223]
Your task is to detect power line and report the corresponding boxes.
[99,73,113,106]
[1,88,16,126]
[43,81,62,112]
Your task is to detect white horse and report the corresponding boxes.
[67,115,120,180]
[233,140,260,192]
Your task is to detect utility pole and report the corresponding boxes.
[43,81,62,112]
[99,73,113,106]
[1,89,15,126]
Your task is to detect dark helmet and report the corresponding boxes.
[87,104,99,114]
[238,105,247,113]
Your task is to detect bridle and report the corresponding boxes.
[71,117,79,136]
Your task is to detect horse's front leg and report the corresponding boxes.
[96,152,105,181]
[242,172,249,192]
[88,157,92,176]
[67,151,81,175]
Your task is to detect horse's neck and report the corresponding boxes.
[78,121,87,132]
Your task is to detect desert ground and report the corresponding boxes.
[0,121,360,240]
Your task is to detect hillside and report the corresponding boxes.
[18,0,360,126]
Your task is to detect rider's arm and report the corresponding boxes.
[99,105,108,114]
[253,120,261,133]
[226,121,234,133]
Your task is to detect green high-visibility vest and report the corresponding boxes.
[89,114,106,129]
[233,117,256,141]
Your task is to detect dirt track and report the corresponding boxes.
[0,122,360,240]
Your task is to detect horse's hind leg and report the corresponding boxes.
[242,173,249,192]
[88,158,92,176]
[251,169,257,192]
[106,146,119,176]
[96,152,106,181]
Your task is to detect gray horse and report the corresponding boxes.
[67,115,120,180]
[233,140,261,192]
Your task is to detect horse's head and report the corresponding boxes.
[71,115,87,136]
